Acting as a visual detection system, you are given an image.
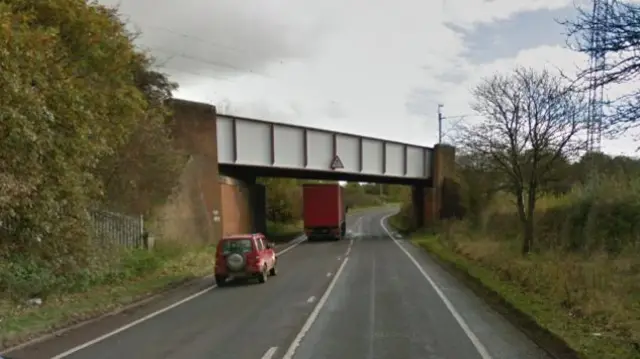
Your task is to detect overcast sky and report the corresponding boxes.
[102,0,639,155]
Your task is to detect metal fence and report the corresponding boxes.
[89,209,145,248]
[0,209,145,248]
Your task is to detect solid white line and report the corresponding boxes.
[307,296,316,303]
[281,256,350,359]
[261,346,278,359]
[50,239,306,358]
[277,236,306,256]
[379,214,494,359]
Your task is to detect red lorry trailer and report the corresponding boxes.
[302,183,348,241]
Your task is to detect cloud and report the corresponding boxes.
[442,0,587,27]
[101,0,638,154]
[446,7,577,64]
[436,44,639,154]
[100,0,334,78]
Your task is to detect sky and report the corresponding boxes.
[102,0,639,156]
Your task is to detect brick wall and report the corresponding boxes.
[158,99,256,242]
[219,176,252,237]
[166,99,223,243]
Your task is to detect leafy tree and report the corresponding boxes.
[456,67,587,254]
[260,178,302,223]
[0,0,158,263]
[95,54,186,215]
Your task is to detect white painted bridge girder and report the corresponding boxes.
[216,114,433,179]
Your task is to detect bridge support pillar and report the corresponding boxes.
[168,100,222,244]
[411,186,425,229]
[246,178,267,234]
[424,144,458,227]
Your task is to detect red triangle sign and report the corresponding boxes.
[330,155,344,169]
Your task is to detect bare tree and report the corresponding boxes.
[563,0,640,134]
[456,67,587,254]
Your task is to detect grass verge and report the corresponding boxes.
[266,220,303,243]
[408,233,640,359]
[0,243,215,350]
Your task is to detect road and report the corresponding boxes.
[7,208,551,359]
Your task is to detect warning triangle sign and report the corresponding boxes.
[330,155,344,169]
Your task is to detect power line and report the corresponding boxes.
[437,104,481,144]
[138,23,250,56]
[151,47,267,76]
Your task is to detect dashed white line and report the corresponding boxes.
[260,346,278,359]
[282,257,350,359]
[379,214,494,359]
[307,296,316,303]
[48,237,307,359]
[326,272,332,277]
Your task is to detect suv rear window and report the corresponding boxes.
[221,239,253,254]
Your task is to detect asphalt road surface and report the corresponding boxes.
[7,208,552,359]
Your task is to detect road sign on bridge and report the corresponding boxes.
[330,155,344,169]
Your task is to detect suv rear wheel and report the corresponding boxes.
[258,266,268,283]
[215,275,227,287]
[269,261,278,276]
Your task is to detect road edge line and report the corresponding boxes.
[379,214,494,359]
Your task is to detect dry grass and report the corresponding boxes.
[390,173,640,358]
[412,231,640,359]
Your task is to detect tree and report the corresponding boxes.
[260,178,302,223]
[95,54,186,215]
[563,0,640,133]
[456,67,587,254]
[0,0,161,262]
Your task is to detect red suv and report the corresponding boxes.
[214,233,277,286]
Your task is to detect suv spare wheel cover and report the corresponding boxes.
[226,253,245,270]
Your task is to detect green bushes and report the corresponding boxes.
[476,175,640,254]
[0,242,194,302]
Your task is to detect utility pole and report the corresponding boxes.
[437,104,444,144]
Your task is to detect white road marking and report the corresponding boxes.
[326,272,332,277]
[379,214,494,359]
[367,256,376,359]
[307,296,316,303]
[337,256,341,260]
[277,236,307,256]
[261,346,278,359]
[49,238,307,358]
[282,257,350,359]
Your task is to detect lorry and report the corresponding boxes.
[302,183,348,241]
